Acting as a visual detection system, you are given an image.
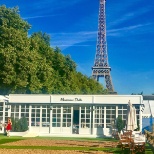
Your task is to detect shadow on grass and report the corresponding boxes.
[0,133,23,144]
[37,136,118,142]
[0,138,24,145]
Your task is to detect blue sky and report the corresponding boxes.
[1,0,154,95]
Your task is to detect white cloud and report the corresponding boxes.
[49,22,153,49]
[108,3,151,28]
[50,31,97,49]
[23,14,63,20]
[107,23,153,37]
[50,22,152,49]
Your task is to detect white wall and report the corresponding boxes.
[9,94,143,105]
[142,100,154,117]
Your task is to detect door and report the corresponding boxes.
[72,106,79,134]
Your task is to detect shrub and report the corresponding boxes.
[19,117,28,131]
[116,116,124,133]
[11,117,28,132]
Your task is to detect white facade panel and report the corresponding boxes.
[9,94,143,105]
[9,94,51,103]
[94,95,142,104]
[79,128,91,135]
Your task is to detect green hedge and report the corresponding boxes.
[11,117,28,132]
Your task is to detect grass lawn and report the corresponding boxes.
[0,135,153,154]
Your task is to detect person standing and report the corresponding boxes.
[5,118,12,137]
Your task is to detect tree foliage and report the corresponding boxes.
[0,5,108,95]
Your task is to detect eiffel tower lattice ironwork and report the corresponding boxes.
[92,0,115,93]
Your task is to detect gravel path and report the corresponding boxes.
[2,138,118,148]
[1,138,118,154]
[0,149,110,154]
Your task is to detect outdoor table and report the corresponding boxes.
[133,135,146,143]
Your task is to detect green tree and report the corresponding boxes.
[0,5,30,32]
[0,5,31,94]
[0,5,107,95]
[31,32,50,46]
[0,6,54,94]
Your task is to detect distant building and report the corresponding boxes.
[142,95,154,132]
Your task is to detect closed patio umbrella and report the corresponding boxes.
[133,106,138,130]
[126,100,138,131]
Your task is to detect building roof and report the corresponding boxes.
[143,95,154,100]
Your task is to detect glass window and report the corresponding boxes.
[31,105,41,127]
[42,114,46,117]
[31,113,35,117]
[53,109,56,113]
[57,109,61,113]
[118,110,122,114]
[106,115,111,119]
[62,123,66,127]
[15,113,19,119]
[81,110,85,114]
[52,123,56,127]
[94,106,104,128]
[67,119,71,123]
[21,113,26,117]
[11,113,14,118]
[106,106,116,128]
[118,105,122,109]
[52,106,62,127]
[86,114,90,118]
[62,105,71,128]
[42,109,46,114]
[21,109,25,112]
[80,106,91,128]
[57,123,60,127]
[57,118,60,122]
[10,105,20,119]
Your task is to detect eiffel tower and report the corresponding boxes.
[92,0,116,94]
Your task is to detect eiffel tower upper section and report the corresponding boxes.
[92,0,115,93]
